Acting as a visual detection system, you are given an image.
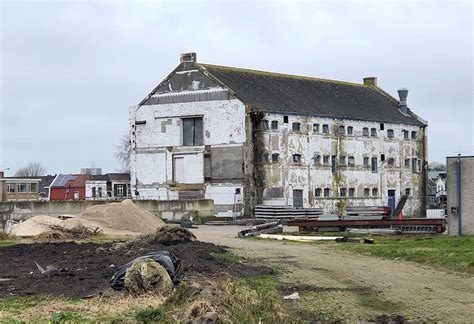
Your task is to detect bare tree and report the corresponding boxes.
[14,162,47,177]
[115,132,131,172]
[429,162,446,171]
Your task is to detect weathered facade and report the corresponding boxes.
[130,53,427,217]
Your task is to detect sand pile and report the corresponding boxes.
[80,199,165,235]
[10,215,65,237]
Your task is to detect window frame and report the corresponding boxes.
[313,123,320,133]
[387,129,394,138]
[347,126,353,135]
[292,122,301,132]
[7,182,16,193]
[182,116,203,146]
[315,188,322,197]
[322,124,329,134]
[292,154,302,163]
[323,188,330,197]
[363,127,369,137]
[271,153,279,163]
[271,120,278,130]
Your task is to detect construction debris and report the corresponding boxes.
[238,221,283,238]
[283,292,300,300]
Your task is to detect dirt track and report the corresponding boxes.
[192,225,474,322]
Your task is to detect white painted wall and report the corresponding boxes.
[85,180,108,200]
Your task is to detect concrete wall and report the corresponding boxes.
[0,199,214,224]
[253,112,427,216]
[447,156,474,235]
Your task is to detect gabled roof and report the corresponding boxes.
[197,63,425,126]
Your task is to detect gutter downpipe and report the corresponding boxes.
[456,154,462,236]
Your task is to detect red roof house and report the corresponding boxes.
[49,174,90,201]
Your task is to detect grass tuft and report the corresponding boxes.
[134,307,162,323]
[51,311,86,323]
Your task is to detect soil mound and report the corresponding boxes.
[10,215,64,237]
[80,200,165,234]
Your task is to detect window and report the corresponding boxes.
[283,115,289,123]
[349,188,355,197]
[323,188,331,197]
[403,130,409,139]
[331,155,337,173]
[380,123,385,130]
[315,188,322,197]
[347,126,353,135]
[381,154,385,162]
[117,185,124,196]
[405,158,410,168]
[262,153,270,162]
[260,120,269,130]
[363,127,369,136]
[387,129,394,138]
[364,188,370,197]
[412,158,417,173]
[314,154,321,165]
[135,120,146,125]
[348,156,355,165]
[292,122,301,132]
[363,157,369,167]
[322,124,329,134]
[30,183,38,193]
[272,153,280,163]
[182,117,203,146]
[371,157,378,173]
[387,158,395,166]
[339,156,346,165]
[271,121,278,130]
[370,128,377,137]
[372,188,379,197]
[405,188,411,196]
[98,187,102,198]
[323,155,330,165]
[313,123,320,133]
[293,154,302,163]
[18,183,27,193]
[340,188,347,197]
[338,125,345,135]
[418,160,422,172]
[411,131,417,139]
[7,183,15,193]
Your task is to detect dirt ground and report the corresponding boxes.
[0,238,270,298]
[191,225,474,322]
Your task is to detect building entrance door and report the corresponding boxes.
[173,157,184,183]
[388,189,396,218]
[293,189,303,208]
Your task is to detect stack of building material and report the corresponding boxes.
[344,206,391,220]
[254,205,323,220]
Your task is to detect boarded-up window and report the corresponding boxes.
[183,117,203,146]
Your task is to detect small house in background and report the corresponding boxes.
[85,173,130,200]
[49,174,90,201]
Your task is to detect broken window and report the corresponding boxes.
[313,123,320,133]
[349,188,355,197]
[338,125,345,135]
[182,117,203,146]
[18,183,27,193]
[313,154,321,165]
[387,129,394,138]
[387,158,395,166]
[364,188,370,197]
[381,154,385,162]
[322,124,329,134]
[370,128,377,137]
[292,122,301,132]
[339,156,346,165]
[271,121,278,130]
[363,127,369,136]
[405,158,410,168]
[411,131,417,139]
[348,156,355,165]
[324,188,331,197]
[260,120,269,130]
[380,123,385,130]
[403,130,409,139]
[272,153,279,163]
[347,126,353,135]
[340,188,347,197]
[293,154,302,163]
[30,183,38,193]
[363,156,369,167]
[371,157,378,173]
[405,188,411,196]
[7,183,15,193]
[323,155,330,165]
[283,115,289,123]
[315,188,322,197]
[372,188,379,197]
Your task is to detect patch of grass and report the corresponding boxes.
[134,307,162,323]
[51,311,86,323]
[210,251,243,263]
[0,296,54,314]
[338,234,474,273]
[0,240,18,248]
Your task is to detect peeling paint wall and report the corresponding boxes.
[253,113,426,216]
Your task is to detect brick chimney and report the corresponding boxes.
[363,77,377,86]
[180,52,197,63]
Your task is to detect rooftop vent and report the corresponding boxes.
[180,52,197,63]
[363,77,377,86]
[398,88,409,115]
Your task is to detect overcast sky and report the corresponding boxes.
[1,0,472,175]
